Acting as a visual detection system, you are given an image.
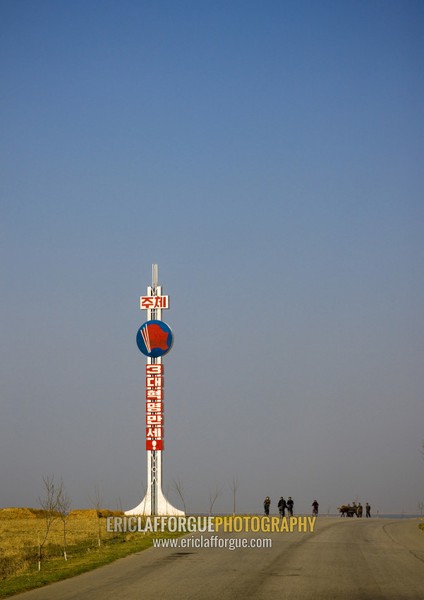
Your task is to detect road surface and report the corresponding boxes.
[10,517,424,600]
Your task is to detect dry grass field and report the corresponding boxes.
[0,508,119,579]
[0,507,169,597]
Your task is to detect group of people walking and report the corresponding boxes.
[264,496,372,517]
[263,496,295,517]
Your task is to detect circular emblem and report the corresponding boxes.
[136,320,173,358]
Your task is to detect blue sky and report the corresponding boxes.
[1,0,423,515]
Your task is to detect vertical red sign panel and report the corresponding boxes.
[145,364,164,450]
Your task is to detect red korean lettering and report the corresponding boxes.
[146,376,163,388]
[146,388,163,400]
[140,296,153,309]
[146,364,163,375]
[146,426,163,438]
[146,414,163,425]
[146,402,163,413]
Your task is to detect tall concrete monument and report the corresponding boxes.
[125,264,184,516]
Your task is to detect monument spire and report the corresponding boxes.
[125,264,184,516]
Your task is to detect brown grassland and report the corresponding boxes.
[0,508,182,598]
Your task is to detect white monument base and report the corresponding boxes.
[125,487,184,516]
[125,450,185,516]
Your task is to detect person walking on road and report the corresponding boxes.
[312,499,319,516]
[287,496,294,516]
[366,502,371,518]
[278,497,286,517]
[264,496,271,516]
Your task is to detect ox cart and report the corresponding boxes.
[338,504,361,517]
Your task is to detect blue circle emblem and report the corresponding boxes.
[136,320,173,358]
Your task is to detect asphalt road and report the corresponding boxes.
[10,517,424,600]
